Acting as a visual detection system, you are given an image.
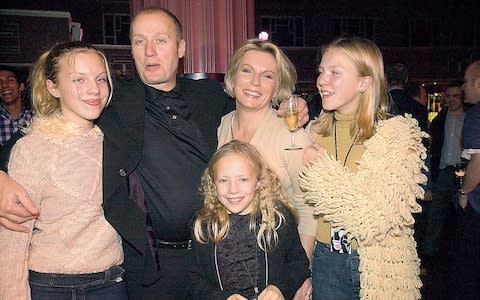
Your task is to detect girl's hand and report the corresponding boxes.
[227,294,248,300]
[258,285,284,300]
[303,144,324,165]
[293,277,312,300]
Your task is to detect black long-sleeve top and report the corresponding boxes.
[187,201,310,300]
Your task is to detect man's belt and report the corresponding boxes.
[156,239,191,249]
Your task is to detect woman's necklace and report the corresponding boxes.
[334,120,359,167]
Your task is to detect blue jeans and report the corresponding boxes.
[422,167,457,256]
[29,265,128,300]
[312,241,360,300]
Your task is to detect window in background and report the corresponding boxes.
[260,16,305,47]
[103,13,130,45]
[332,16,376,41]
[0,22,20,55]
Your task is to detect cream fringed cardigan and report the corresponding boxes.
[299,115,427,300]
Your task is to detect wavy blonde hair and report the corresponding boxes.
[194,140,293,252]
[311,37,389,142]
[224,38,297,106]
[29,41,112,130]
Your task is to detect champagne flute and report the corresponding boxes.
[284,94,302,150]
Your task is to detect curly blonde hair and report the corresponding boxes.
[194,140,293,252]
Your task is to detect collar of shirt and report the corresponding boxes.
[144,84,190,119]
[446,110,465,120]
[0,104,34,121]
[0,104,12,118]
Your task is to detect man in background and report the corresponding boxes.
[451,60,480,299]
[386,64,431,266]
[406,82,428,107]
[422,81,465,266]
[0,66,33,147]
[386,63,428,132]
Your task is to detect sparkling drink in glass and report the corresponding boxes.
[284,94,302,150]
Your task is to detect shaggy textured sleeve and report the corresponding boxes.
[299,116,427,246]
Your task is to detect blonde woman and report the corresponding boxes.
[218,39,315,261]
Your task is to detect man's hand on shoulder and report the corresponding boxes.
[0,171,38,232]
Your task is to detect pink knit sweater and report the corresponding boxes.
[0,121,123,300]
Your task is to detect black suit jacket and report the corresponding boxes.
[389,88,429,134]
[98,76,234,279]
[187,202,310,300]
[429,108,448,181]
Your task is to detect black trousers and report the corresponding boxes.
[123,243,190,300]
[449,203,480,300]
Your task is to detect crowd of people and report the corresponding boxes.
[0,6,479,300]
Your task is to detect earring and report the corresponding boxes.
[360,88,365,93]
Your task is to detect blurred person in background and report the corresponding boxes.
[0,66,33,147]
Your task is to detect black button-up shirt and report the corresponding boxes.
[137,84,210,241]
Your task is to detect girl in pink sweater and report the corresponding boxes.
[0,41,126,300]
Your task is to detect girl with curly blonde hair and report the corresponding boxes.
[188,140,310,300]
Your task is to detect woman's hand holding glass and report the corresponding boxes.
[277,95,309,128]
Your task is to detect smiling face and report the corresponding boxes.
[234,49,277,112]
[445,86,463,113]
[46,51,110,128]
[130,11,185,91]
[213,152,258,215]
[316,48,366,114]
[0,70,24,106]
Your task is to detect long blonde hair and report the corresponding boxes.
[194,140,293,252]
[311,37,389,142]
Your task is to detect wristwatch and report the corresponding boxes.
[458,187,468,195]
